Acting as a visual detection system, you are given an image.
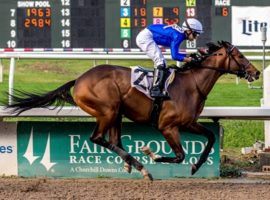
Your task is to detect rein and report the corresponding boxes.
[199,46,249,78]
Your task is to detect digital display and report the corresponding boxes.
[24,8,51,28]
[0,0,214,49]
[215,7,229,16]
[17,7,51,47]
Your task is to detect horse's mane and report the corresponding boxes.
[205,42,221,54]
[206,40,231,54]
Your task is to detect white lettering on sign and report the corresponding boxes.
[68,134,215,166]
[69,155,102,164]
[69,135,215,156]
[17,1,51,8]
[215,0,230,6]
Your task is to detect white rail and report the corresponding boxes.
[0,52,269,60]
[1,106,270,120]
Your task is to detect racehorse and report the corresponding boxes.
[3,41,260,180]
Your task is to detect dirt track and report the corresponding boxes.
[0,177,269,200]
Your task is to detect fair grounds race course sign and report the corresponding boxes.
[17,122,220,179]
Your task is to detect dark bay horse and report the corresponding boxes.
[3,41,260,180]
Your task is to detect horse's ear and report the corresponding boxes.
[221,40,226,45]
[226,41,232,46]
[221,40,231,47]
[217,41,222,46]
[222,41,232,47]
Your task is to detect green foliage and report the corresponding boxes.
[206,83,262,106]
[220,164,242,177]
[221,120,264,147]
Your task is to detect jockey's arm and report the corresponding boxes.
[170,42,186,62]
[170,33,191,63]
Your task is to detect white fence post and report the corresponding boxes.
[0,59,3,83]
[8,58,16,105]
[264,66,270,148]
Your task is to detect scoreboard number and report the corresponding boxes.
[10,30,16,38]
[10,19,16,28]
[121,0,130,7]
[215,7,229,16]
[122,39,130,48]
[121,29,131,38]
[186,0,196,7]
[61,8,70,16]
[153,7,163,17]
[7,40,16,48]
[186,40,196,48]
[153,18,163,24]
[61,30,70,37]
[186,7,196,17]
[61,0,70,6]
[121,18,131,28]
[10,9,16,17]
[121,7,130,17]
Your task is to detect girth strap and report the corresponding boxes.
[150,98,164,127]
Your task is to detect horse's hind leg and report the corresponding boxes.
[187,122,215,175]
[74,81,152,179]
[108,114,132,173]
[90,116,153,180]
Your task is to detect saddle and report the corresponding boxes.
[131,66,175,99]
[131,66,175,127]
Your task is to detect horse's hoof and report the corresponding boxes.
[143,173,154,181]
[141,146,151,155]
[153,156,162,162]
[124,162,132,173]
[191,164,197,175]
[141,168,153,181]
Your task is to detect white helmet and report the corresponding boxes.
[182,18,203,34]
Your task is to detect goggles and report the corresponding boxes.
[192,31,200,37]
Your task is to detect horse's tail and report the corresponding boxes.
[5,79,76,114]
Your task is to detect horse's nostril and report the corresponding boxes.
[256,71,261,76]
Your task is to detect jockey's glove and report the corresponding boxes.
[189,58,201,67]
[190,53,202,62]
[189,53,202,67]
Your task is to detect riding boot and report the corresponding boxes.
[150,65,169,98]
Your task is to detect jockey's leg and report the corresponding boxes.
[150,64,169,98]
[136,29,169,98]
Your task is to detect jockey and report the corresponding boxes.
[136,18,203,98]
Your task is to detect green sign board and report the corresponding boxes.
[17,122,220,179]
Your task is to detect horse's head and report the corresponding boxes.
[203,41,260,82]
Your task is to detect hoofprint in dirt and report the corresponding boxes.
[0,177,269,200]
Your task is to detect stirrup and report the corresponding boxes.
[150,87,169,98]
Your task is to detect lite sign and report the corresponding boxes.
[232,6,270,46]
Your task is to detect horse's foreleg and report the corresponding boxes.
[187,122,216,175]
[142,126,185,163]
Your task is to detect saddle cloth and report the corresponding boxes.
[130,66,175,99]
